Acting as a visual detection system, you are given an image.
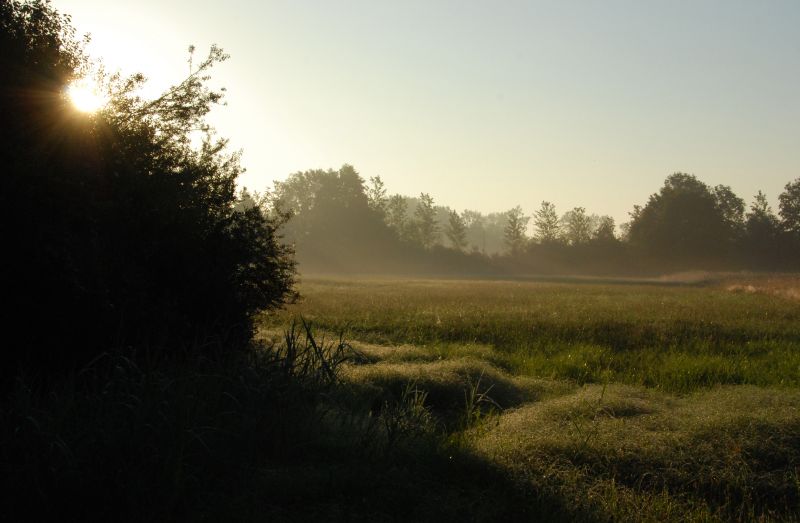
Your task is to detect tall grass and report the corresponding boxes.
[269,277,800,391]
[254,276,800,520]
[2,321,563,522]
[0,325,355,521]
[7,277,800,521]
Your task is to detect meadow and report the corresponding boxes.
[5,275,800,521]
[260,275,800,521]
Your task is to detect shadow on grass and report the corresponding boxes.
[0,343,591,522]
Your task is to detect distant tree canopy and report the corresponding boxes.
[534,201,561,244]
[779,178,800,234]
[445,209,468,252]
[269,167,494,274]
[414,193,440,249]
[627,173,734,265]
[504,205,529,254]
[271,165,398,271]
[366,175,388,217]
[742,191,783,268]
[386,194,410,239]
[713,184,746,238]
[1,0,295,379]
[561,207,592,245]
[270,163,798,276]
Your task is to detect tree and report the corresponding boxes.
[414,192,439,249]
[534,201,561,243]
[461,210,487,253]
[504,205,529,254]
[386,194,409,238]
[713,184,746,237]
[445,209,468,251]
[1,1,296,377]
[779,178,800,234]
[743,191,782,267]
[271,165,396,271]
[619,206,641,242]
[627,173,731,265]
[561,207,592,245]
[592,215,617,242]
[367,175,388,216]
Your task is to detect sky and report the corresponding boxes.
[54,0,799,225]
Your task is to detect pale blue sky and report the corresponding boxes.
[55,0,799,224]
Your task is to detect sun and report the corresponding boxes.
[67,79,107,113]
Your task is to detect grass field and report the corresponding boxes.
[261,275,800,521]
[6,276,799,521]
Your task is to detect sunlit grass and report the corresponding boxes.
[473,384,800,521]
[256,275,800,520]
[268,277,800,391]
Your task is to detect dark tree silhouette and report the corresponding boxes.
[713,184,746,238]
[1,0,295,380]
[779,178,800,235]
[743,191,782,269]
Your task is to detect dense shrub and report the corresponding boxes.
[0,0,295,382]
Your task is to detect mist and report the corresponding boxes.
[265,166,800,278]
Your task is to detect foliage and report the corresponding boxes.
[1,0,295,380]
[414,192,440,249]
[592,215,617,242]
[271,165,398,271]
[462,209,508,254]
[268,159,798,273]
[533,201,561,244]
[366,175,388,217]
[386,193,409,238]
[503,205,529,254]
[713,184,746,237]
[380,382,435,451]
[627,173,733,265]
[445,209,468,251]
[561,206,593,245]
[270,164,799,274]
[271,168,493,275]
[742,191,782,268]
[779,177,800,234]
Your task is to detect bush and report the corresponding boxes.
[0,1,295,382]
[0,324,351,522]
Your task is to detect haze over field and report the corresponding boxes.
[5,2,800,521]
[53,0,800,225]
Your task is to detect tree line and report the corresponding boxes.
[267,167,800,275]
